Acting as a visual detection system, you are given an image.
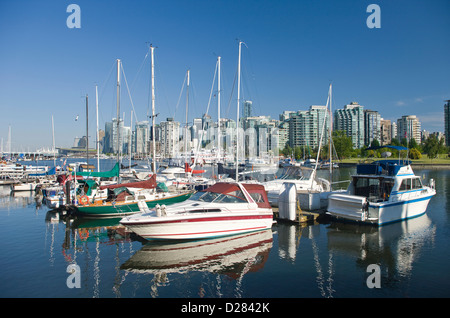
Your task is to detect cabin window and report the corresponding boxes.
[249,192,264,203]
[380,179,394,201]
[399,178,413,191]
[216,194,247,203]
[354,177,381,200]
[412,178,423,189]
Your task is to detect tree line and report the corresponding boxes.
[280,131,449,161]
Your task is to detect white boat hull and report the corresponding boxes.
[327,190,435,226]
[121,210,274,240]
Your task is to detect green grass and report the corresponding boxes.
[339,154,450,165]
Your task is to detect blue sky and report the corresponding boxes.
[1,0,449,150]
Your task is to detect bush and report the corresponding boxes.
[409,148,422,160]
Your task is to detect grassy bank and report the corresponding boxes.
[339,154,450,165]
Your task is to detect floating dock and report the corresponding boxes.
[273,206,323,224]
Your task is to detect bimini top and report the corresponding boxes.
[365,145,408,151]
[203,182,271,209]
[357,159,412,176]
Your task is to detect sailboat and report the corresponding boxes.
[120,41,274,239]
[74,53,193,217]
[262,85,333,208]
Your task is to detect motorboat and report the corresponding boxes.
[326,157,436,226]
[120,182,274,240]
[262,165,331,207]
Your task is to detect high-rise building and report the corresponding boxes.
[160,117,180,158]
[397,115,421,145]
[364,109,381,146]
[104,118,124,154]
[134,121,149,155]
[334,102,364,149]
[380,119,392,146]
[289,105,329,149]
[243,100,252,119]
[445,100,450,146]
[391,122,397,141]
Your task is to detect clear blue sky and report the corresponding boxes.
[1,0,449,150]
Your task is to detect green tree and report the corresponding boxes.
[409,138,419,150]
[409,148,422,159]
[423,135,439,159]
[332,130,353,159]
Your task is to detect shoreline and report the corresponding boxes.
[339,162,450,169]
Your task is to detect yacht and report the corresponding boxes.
[327,157,435,225]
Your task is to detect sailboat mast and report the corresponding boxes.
[51,114,55,167]
[329,84,333,175]
[129,110,133,171]
[185,69,190,167]
[217,56,221,161]
[96,85,100,172]
[86,94,89,166]
[150,46,157,174]
[116,59,121,163]
[236,41,242,182]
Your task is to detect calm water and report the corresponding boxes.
[0,159,449,299]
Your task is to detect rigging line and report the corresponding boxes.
[97,60,116,123]
[130,47,151,91]
[193,60,218,167]
[120,63,139,124]
[225,67,237,119]
[173,72,187,120]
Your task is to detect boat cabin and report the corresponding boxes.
[190,182,271,209]
[350,160,425,203]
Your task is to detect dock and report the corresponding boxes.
[273,206,324,225]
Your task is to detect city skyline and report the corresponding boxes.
[1,0,449,150]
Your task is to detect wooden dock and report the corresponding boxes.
[272,207,324,224]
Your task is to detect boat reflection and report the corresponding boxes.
[327,213,436,287]
[121,229,273,279]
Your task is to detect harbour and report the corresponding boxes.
[0,158,448,299]
[1,2,449,306]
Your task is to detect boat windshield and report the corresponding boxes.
[277,166,312,180]
[353,176,394,202]
[189,190,247,203]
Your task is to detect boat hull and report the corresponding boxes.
[327,191,435,226]
[120,211,274,240]
[76,192,192,217]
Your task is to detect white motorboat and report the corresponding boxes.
[120,182,274,240]
[326,157,436,226]
[262,166,331,207]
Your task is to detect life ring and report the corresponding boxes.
[79,195,89,205]
[78,229,89,241]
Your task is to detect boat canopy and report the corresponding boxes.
[72,162,119,178]
[99,174,157,190]
[204,182,271,209]
[365,145,408,151]
[28,166,56,177]
[357,160,412,176]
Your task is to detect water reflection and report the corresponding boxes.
[44,212,136,297]
[121,230,273,297]
[0,186,41,210]
[327,214,436,289]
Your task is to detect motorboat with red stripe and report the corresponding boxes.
[119,182,274,240]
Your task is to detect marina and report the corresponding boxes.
[0,158,448,299]
[1,2,449,305]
